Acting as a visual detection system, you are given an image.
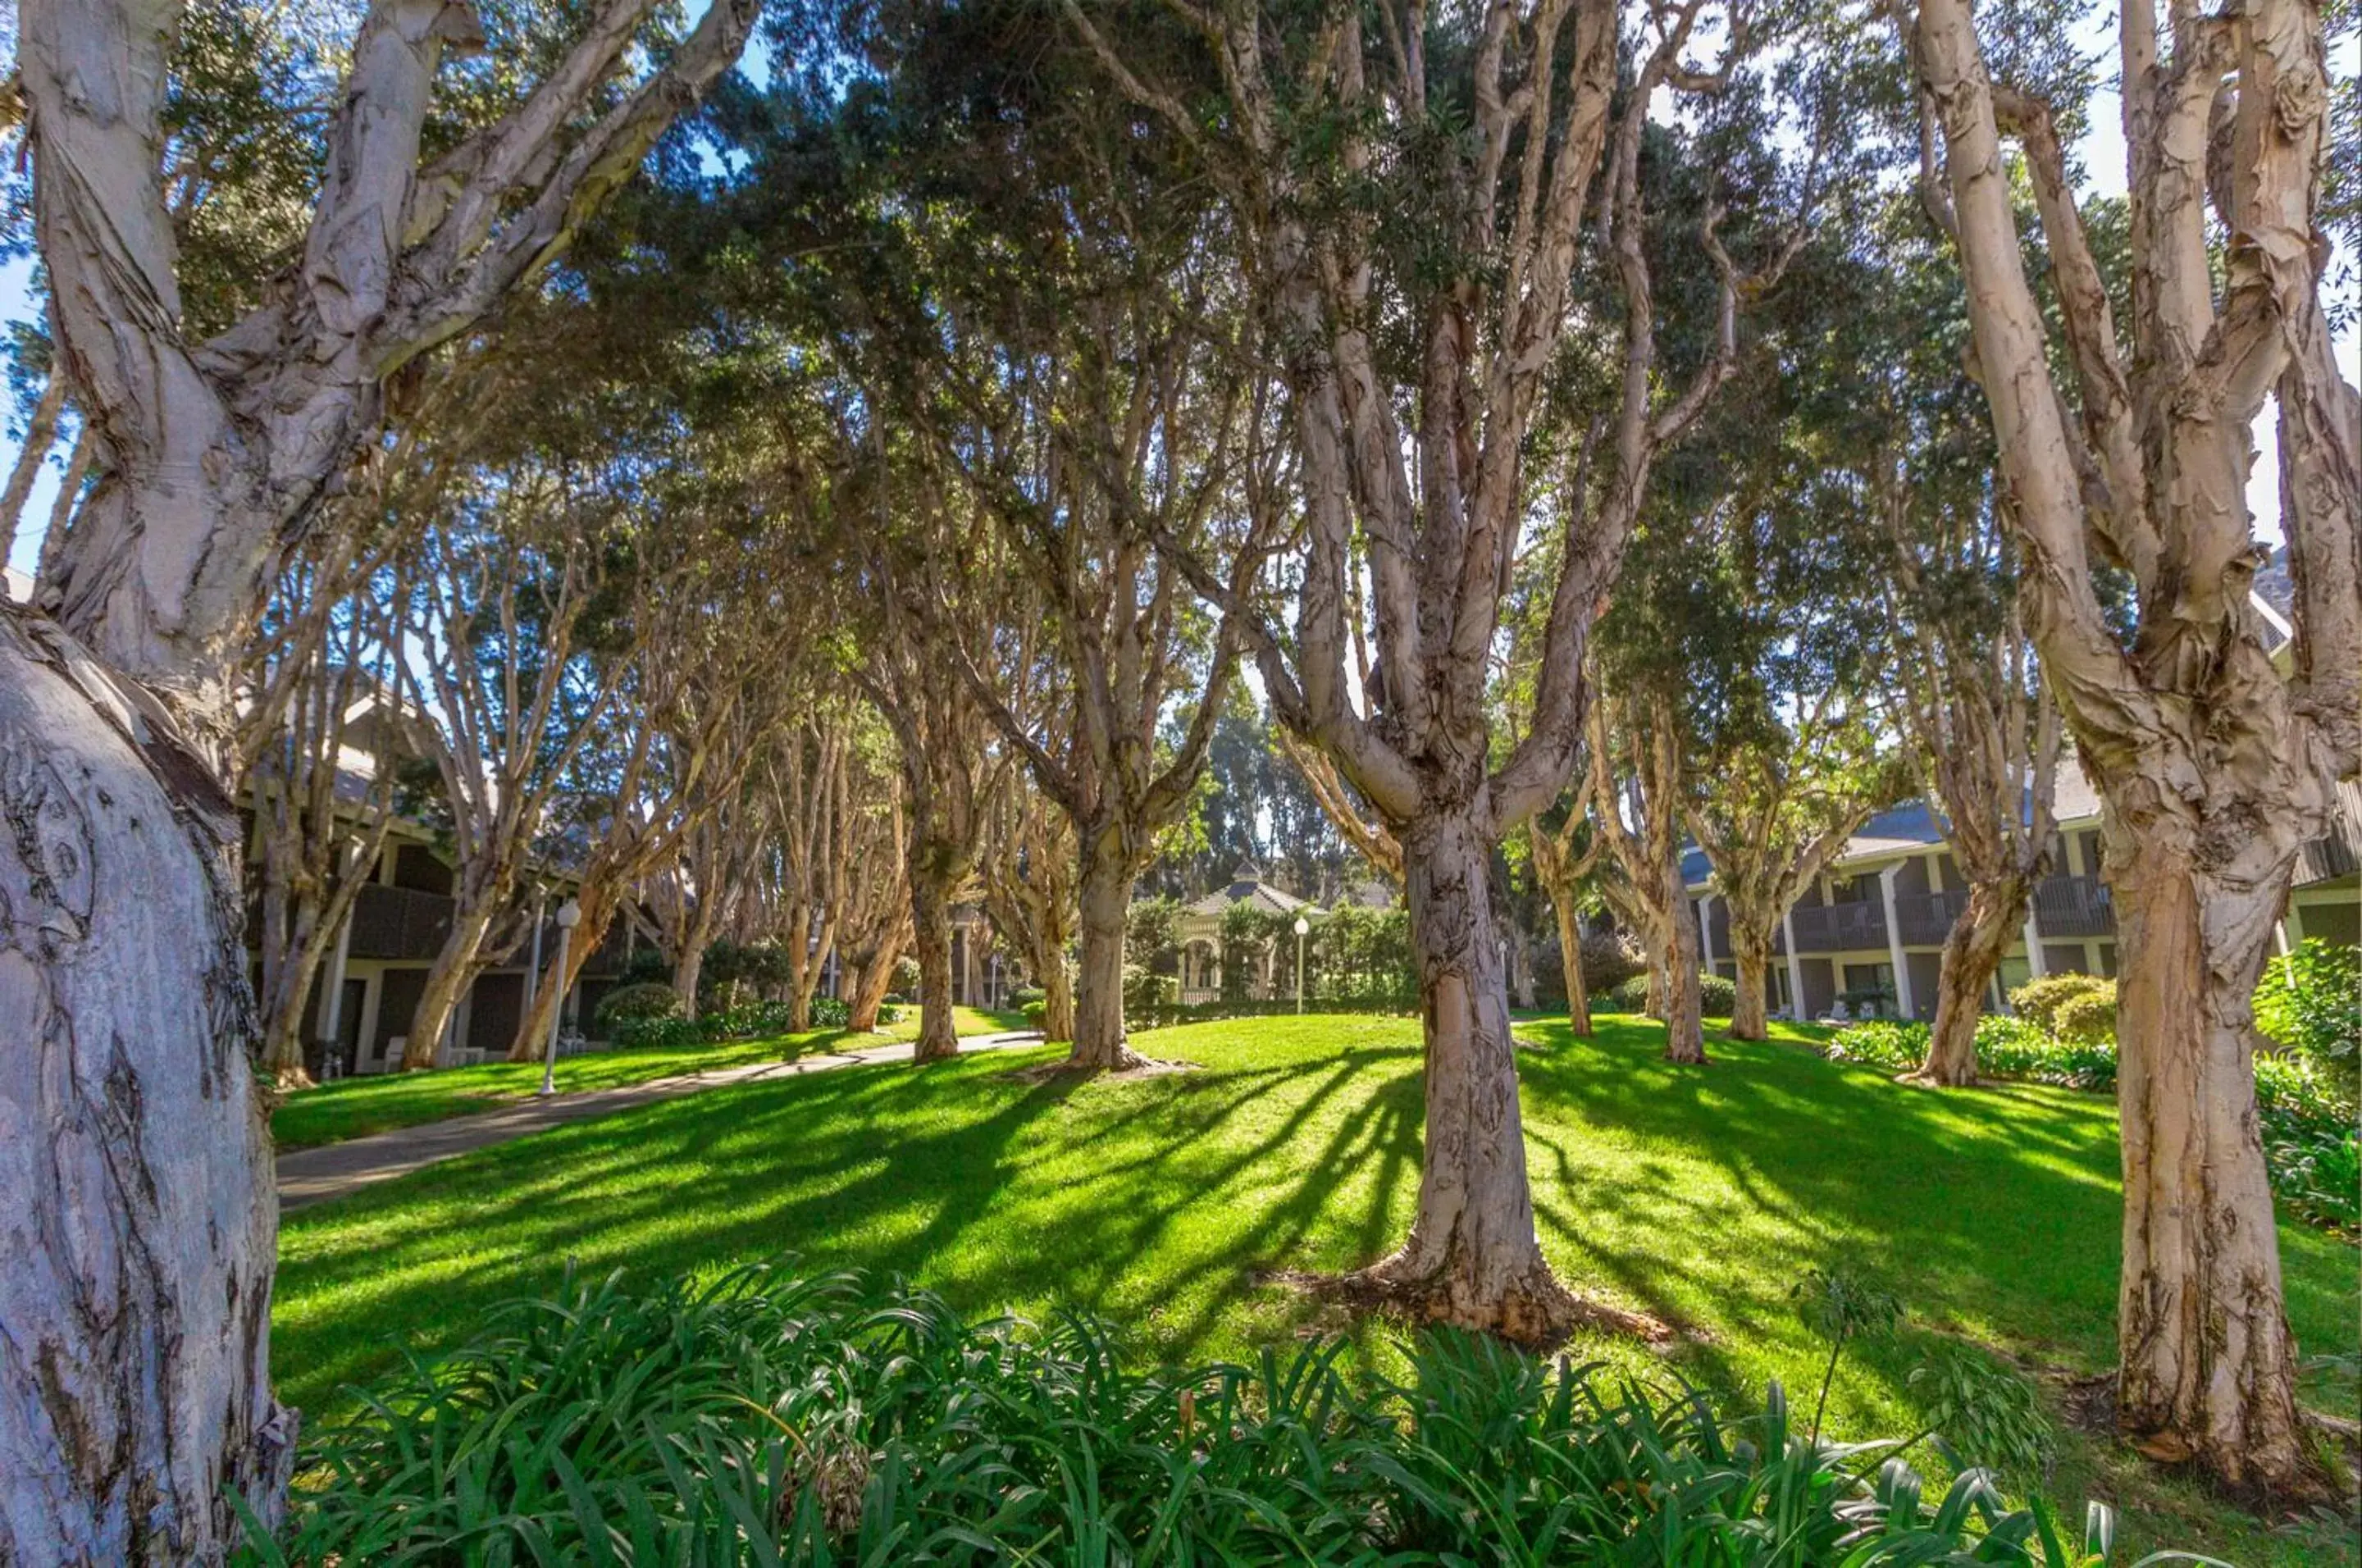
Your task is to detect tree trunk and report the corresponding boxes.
[1,369,67,567]
[1661,909,1705,1065]
[508,891,615,1061]
[1362,809,1575,1341]
[846,949,898,1032]
[1553,899,1590,1037]
[1507,921,1537,1010]
[1728,935,1770,1042]
[2111,834,2313,1492]
[1040,948,1076,1042]
[1069,834,1146,1070]
[403,903,497,1070]
[0,623,294,1561]
[672,933,709,1018]
[1910,877,2023,1087]
[910,868,960,1063]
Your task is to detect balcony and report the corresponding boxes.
[349,883,456,962]
[1890,887,1972,946]
[2031,874,2114,937]
[1787,900,1888,953]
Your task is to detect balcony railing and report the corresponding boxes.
[2031,874,2114,937]
[1786,900,1888,953]
[349,882,457,962]
[1890,887,1972,946]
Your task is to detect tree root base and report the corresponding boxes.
[1003,1052,1198,1083]
[2054,1371,2346,1508]
[1896,1069,1982,1090]
[1264,1257,1676,1352]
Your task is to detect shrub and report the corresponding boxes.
[242,1263,2150,1567]
[594,981,682,1032]
[1602,971,1732,1016]
[1123,962,1178,1023]
[805,994,850,1029]
[2007,972,2114,1040]
[609,1014,703,1051]
[1021,999,1048,1030]
[1826,1019,1929,1073]
[1973,1014,2115,1090]
[2255,938,2360,1108]
[890,956,922,996]
[1006,984,1046,1010]
[1579,930,1645,995]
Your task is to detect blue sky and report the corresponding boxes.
[4,13,2354,580]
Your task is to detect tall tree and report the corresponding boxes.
[1067,0,1833,1331]
[1,2,753,1551]
[1909,0,2355,1492]
[1586,690,1708,1063]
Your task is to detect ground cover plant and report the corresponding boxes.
[1826,1018,2360,1233]
[240,1260,2189,1566]
[271,1015,2360,1565]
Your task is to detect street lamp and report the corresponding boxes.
[1293,915,1310,1014]
[540,897,582,1096]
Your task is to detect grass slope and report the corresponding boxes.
[271,1007,1028,1150]
[273,1014,2359,1565]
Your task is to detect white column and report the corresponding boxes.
[1878,864,1914,1019]
[315,845,361,1055]
[1699,894,1718,970]
[2022,898,2048,979]
[1782,909,1808,1022]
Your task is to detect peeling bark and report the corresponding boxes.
[1910,877,2024,1087]
[1361,810,1576,1340]
[0,616,292,1562]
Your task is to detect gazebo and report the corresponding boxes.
[1174,860,1324,1002]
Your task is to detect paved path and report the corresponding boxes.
[277,1030,1046,1211]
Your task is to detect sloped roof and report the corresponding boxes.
[1183,859,1320,918]
[1682,755,2106,890]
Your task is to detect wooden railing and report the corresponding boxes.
[348,883,456,961]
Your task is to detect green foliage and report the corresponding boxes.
[244,1262,2150,1567]
[700,940,791,1001]
[1021,998,1049,1030]
[1602,972,1734,1018]
[2006,974,2116,1042]
[1125,897,1183,974]
[807,995,852,1030]
[1908,1350,2055,1481]
[1307,905,1415,1001]
[1122,963,1178,1023]
[1006,985,1047,1010]
[595,982,684,1031]
[890,956,923,996]
[2255,940,2361,1107]
[612,1000,808,1052]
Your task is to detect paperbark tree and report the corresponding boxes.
[2,2,753,1555]
[850,536,1005,1065]
[1066,0,1825,1333]
[1588,693,1707,1063]
[399,489,622,1069]
[757,705,869,1032]
[1912,0,2355,1493]
[1685,687,1895,1040]
[834,791,914,1032]
[1872,461,2061,1087]
[983,755,1082,1043]
[1527,800,1603,1037]
[239,542,412,1085]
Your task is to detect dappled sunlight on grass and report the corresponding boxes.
[270,1026,895,1148]
[274,1011,2359,1567]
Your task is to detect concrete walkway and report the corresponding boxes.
[276,1030,1046,1211]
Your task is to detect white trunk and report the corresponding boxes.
[0,622,293,1562]
[403,902,498,1071]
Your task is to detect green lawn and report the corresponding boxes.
[272,1014,2359,1565]
[269,1030,864,1150]
[877,1004,1030,1042]
[273,1005,1033,1150]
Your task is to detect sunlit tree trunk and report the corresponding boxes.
[1729,939,1769,1040]
[1553,897,1590,1036]
[1914,0,2346,1491]
[1909,877,2025,1087]
[909,859,961,1063]
[1069,827,1146,1070]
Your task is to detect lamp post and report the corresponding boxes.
[540,897,582,1096]
[1293,915,1310,1014]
